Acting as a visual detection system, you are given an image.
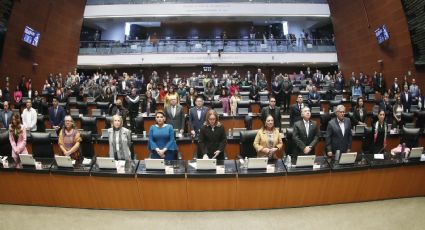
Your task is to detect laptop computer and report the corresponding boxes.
[238,108,249,115]
[55,155,74,168]
[334,95,343,101]
[409,147,423,159]
[294,155,316,167]
[311,107,321,114]
[91,109,102,117]
[97,157,116,169]
[45,129,58,138]
[20,154,35,166]
[355,125,366,134]
[196,159,217,170]
[86,97,95,103]
[247,157,268,170]
[338,152,357,164]
[145,159,165,170]
[70,109,80,116]
[101,129,109,138]
[232,128,247,137]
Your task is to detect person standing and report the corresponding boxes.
[326,105,353,156]
[292,107,319,156]
[21,99,37,131]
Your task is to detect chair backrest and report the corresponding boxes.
[284,128,295,156]
[31,132,54,158]
[81,117,97,134]
[105,116,113,129]
[400,127,421,149]
[362,127,374,154]
[36,115,45,132]
[401,112,414,123]
[134,116,144,134]
[416,111,425,129]
[96,102,110,113]
[76,101,88,115]
[239,130,259,158]
[320,113,331,131]
[244,115,252,130]
[237,101,250,108]
[0,131,12,157]
[79,131,94,158]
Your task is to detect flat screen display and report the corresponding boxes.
[375,25,390,44]
[22,26,40,47]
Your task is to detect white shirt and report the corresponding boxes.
[338,119,345,136]
[304,120,309,137]
[22,107,37,131]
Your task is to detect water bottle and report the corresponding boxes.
[286,155,292,168]
[228,128,232,138]
[401,143,407,159]
[335,150,341,163]
[244,157,248,169]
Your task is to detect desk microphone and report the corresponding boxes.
[377,147,385,155]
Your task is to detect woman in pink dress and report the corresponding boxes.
[9,113,28,167]
[219,88,230,114]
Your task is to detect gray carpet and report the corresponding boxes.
[1,197,424,230]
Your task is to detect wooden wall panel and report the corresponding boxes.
[328,0,425,86]
[0,0,86,91]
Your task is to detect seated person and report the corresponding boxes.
[9,113,28,167]
[148,110,178,160]
[308,86,321,108]
[108,115,132,160]
[197,110,226,160]
[58,115,82,160]
[253,115,283,159]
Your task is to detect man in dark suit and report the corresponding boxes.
[374,72,386,95]
[165,96,186,134]
[189,96,209,136]
[379,93,393,124]
[281,74,292,112]
[290,94,305,126]
[326,105,353,156]
[401,85,412,112]
[334,74,345,91]
[48,97,65,130]
[292,107,319,156]
[0,101,13,128]
[308,86,321,108]
[260,97,281,130]
[390,77,400,98]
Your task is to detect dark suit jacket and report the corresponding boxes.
[261,106,281,129]
[352,108,367,125]
[48,106,65,127]
[379,101,393,124]
[326,118,353,154]
[198,124,226,159]
[400,91,412,112]
[165,105,186,131]
[188,106,209,133]
[308,92,321,106]
[292,119,319,156]
[289,103,304,126]
[141,98,156,113]
[0,110,13,128]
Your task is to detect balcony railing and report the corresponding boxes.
[86,0,328,5]
[79,39,336,55]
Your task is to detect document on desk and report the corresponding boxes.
[421,154,425,162]
[82,158,92,165]
[313,164,321,169]
[374,154,384,160]
[216,166,225,174]
[116,160,126,174]
[165,166,174,174]
[266,164,275,173]
[188,162,197,169]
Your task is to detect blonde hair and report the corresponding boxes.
[203,109,221,126]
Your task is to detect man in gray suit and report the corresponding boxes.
[326,105,352,157]
[0,101,13,128]
[292,107,319,156]
[165,96,185,134]
[189,96,209,136]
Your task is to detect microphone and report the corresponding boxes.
[376,147,385,154]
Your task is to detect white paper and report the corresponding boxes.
[72,160,76,165]
[116,160,126,173]
[374,154,384,159]
[216,166,225,174]
[313,164,321,169]
[188,162,197,169]
[35,162,43,170]
[2,160,9,168]
[82,158,92,165]
[248,112,253,116]
[266,164,275,173]
[420,154,425,162]
[165,166,174,174]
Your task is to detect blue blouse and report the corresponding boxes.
[148,124,178,151]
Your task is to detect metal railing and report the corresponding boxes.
[86,0,328,5]
[79,38,336,55]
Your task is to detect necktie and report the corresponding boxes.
[5,113,7,126]
[305,122,309,137]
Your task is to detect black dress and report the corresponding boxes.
[372,122,386,154]
[197,124,226,160]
